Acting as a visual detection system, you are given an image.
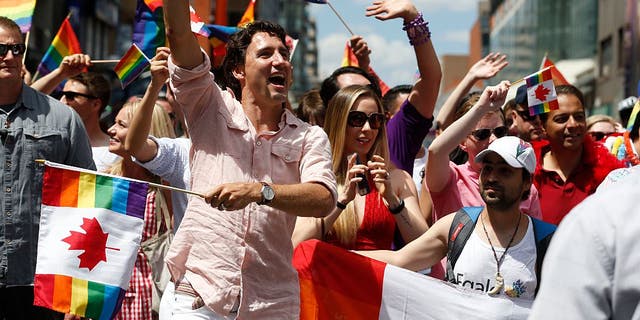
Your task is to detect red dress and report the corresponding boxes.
[326,188,396,250]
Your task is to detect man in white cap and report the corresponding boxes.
[360,136,555,300]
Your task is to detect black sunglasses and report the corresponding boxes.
[347,111,385,129]
[61,91,98,100]
[0,43,26,57]
[515,109,538,122]
[470,126,508,141]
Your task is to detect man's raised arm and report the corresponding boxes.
[163,0,204,69]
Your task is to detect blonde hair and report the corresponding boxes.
[586,114,616,131]
[323,85,389,246]
[108,100,176,222]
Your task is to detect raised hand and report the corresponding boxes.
[58,53,92,78]
[349,35,371,71]
[477,80,511,112]
[469,52,508,80]
[365,0,418,23]
[149,47,170,89]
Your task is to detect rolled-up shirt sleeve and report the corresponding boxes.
[299,126,337,203]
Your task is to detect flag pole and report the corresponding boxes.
[325,1,355,36]
[511,66,553,86]
[35,159,206,198]
[22,31,30,64]
[92,60,120,63]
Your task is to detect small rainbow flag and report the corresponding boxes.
[35,17,82,80]
[237,0,256,27]
[0,0,37,33]
[134,0,166,58]
[34,161,147,319]
[524,66,559,116]
[113,43,150,89]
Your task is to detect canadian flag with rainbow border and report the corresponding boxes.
[524,66,559,116]
[34,161,147,319]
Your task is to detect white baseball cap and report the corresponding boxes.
[474,136,536,174]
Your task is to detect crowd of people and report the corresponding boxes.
[0,0,638,319]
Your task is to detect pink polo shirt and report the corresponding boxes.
[166,54,337,318]
[429,161,541,222]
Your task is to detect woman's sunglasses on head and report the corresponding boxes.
[470,126,508,141]
[347,111,385,130]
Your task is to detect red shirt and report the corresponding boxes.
[533,138,624,225]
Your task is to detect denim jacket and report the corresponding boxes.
[0,85,95,286]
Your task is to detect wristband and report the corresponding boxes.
[388,199,405,215]
[336,201,347,210]
[402,12,431,46]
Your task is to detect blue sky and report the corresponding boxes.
[307,0,479,87]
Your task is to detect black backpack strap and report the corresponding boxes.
[531,217,556,295]
[445,206,483,283]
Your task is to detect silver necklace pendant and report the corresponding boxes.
[488,272,504,296]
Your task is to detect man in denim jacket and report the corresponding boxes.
[0,17,94,319]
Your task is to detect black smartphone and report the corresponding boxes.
[355,154,370,196]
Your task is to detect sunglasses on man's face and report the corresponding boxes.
[347,111,385,130]
[470,126,508,141]
[0,43,26,57]
[61,91,98,100]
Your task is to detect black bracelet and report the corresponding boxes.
[388,199,405,215]
[336,201,347,210]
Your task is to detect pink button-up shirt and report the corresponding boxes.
[166,54,337,318]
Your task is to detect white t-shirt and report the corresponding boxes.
[453,216,537,300]
[92,146,121,172]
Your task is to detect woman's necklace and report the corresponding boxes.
[481,212,522,296]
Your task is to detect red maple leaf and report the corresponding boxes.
[62,217,115,271]
[534,84,551,102]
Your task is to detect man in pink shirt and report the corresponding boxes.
[162,2,337,319]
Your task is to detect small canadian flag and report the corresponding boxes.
[523,66,559,116]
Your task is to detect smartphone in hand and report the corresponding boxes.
[355,154,370,196]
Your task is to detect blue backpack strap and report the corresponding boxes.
[445,206,484,283]
[531,217,557,295]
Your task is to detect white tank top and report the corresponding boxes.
[453,216,537,300]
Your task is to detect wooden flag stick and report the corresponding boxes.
[92,59,120,64]
[22,31,30,64]
[326,0,355,36]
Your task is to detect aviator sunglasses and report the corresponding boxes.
[515,109,538,122]
[470,126,508,141]
[0,43,26,57]
[347,111,385,129]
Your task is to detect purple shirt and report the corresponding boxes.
[386,100,433,173]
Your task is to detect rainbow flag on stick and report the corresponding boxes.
[523,66,559,116]
[0,0,36,33]
[341,42,390,96]
[35,16,82,80]
[237,0,256,27]
[113,43,150,89]
[34,161,147,319]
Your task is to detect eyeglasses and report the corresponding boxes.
[0,43,26,57]
[515,109,538,122]
[347,111,385,130]
[470,126,508,141]
[61,91,98,100]
[588,131,613,141]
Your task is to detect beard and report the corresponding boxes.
[480,182,522,211]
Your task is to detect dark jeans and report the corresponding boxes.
[0,286,63,320]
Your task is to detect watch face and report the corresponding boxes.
[263,185,275,200]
